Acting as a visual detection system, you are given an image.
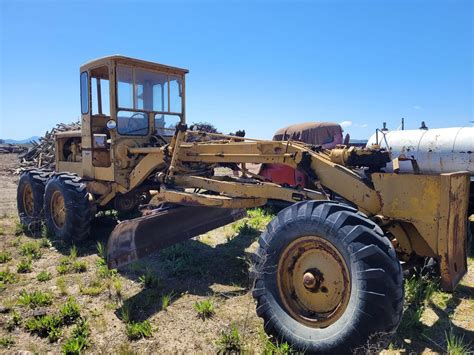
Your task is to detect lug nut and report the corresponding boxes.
[303,272,316,288]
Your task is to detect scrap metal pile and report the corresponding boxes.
[12,122,80,174]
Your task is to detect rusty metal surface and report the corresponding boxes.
[273,122,342,145]
[372,172,470,291]
[277,236,351,328]
[106,206,246,269]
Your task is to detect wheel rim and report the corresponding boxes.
[23,184,34,217]
[51,190,66,229]
[277,236,351,328]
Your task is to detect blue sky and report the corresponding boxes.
[1,0,472,140]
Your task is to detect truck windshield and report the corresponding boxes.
[116,66,182,135]
[116,66,182,114]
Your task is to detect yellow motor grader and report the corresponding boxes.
[17,56,470,353]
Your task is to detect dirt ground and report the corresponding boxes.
[0,154,19,217]
[0,153,472,354]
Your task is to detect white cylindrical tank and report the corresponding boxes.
[367,127,474,175]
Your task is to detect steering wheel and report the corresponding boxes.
[126,112,147,133]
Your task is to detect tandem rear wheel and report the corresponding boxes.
[43,174,93,242]
[252,200,404,354]
[17,170,51,236]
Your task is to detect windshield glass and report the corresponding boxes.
[116,66,183,114]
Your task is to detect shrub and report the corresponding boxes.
[194,299,215,319]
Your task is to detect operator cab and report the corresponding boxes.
[56,55,188,182]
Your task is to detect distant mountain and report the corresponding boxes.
[1,136,40,144]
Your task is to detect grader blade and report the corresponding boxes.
[106,206,246,269]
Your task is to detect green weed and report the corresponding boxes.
[0,268,17,285]
[112,277,123,300]
[39,237,52,248]
[139,269,161,289]
[37,271,52,282]
[96,241,106,263]
[404,274,438,306]
[445,328,472,355]
[0,251,12,264]
[14,220,26,236]
[119,304,131,323]
[56,276,68,295]
[80,278,104,296]
[194,299,215,319]
[25,314,62,342]
[5,310,22,331]
[161,292,173,311]
[17,258,32,273]
[70,245,78,259]
[72,260,87,273]
[125,320,152,340]
[41,224,54,239]
[20,241,42,260]
[18,289,53,308]
[62,318,90,354]
[232,208,273,235]
[264,338,294,354]
[0,336,15,348]
[216,323,242,352]
[59,297,81,325]
[57,253,87,275]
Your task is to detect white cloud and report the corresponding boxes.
[413,105,421,110]
[360,123,368,128]
[340,120,353,127]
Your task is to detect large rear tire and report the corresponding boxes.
[17,170,51,236]
[252,201,403,354]
[43,174,92,242]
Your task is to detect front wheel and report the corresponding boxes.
[43,174,93,242]
[252,201,403,353]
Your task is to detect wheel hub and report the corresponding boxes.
[51,190,66,229]
[277,236,351,328]
[23,184,34,217]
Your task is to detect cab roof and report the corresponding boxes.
[80,55,189,76]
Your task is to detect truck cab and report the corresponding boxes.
[55,55,188,187]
